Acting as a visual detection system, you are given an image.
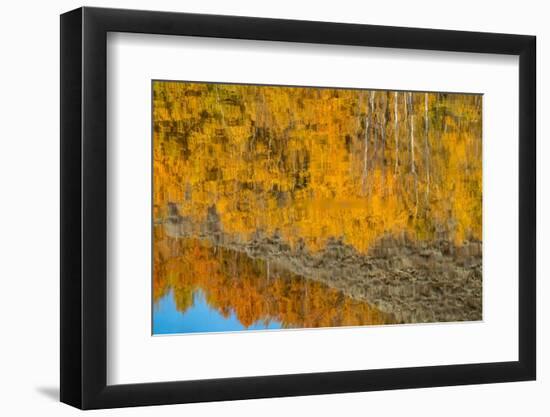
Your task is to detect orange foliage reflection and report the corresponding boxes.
[153,82,482,252]
[154,227,396,329]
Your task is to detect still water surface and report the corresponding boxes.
[154,290,283,334]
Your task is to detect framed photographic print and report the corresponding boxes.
[60,6,536,409]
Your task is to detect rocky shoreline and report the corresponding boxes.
[161,204,482,324]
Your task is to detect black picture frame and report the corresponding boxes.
[60,6,536,410]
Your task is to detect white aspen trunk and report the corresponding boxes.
[381,94,387,162]
[370,91,375,165]
[409,92,418,216]
[409,93,415,174]
[380,94,388,194]
[424,92,430,203]
[394,91,399,175]
[476,95,482,160]
[403,91,408,162]
[352,99,361,177]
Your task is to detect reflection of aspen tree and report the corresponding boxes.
[370,91,375,164]
[394,91,399,176]
[152,82,483,253]
[409,93,415,175]
[214,85,226,201]
[424,92,430,204]
[475,95,482,160]
[362,92,370,195]
[409,92,418,216]
[381,92,387,181]
[215,85,226,127]
[353,97,362,178]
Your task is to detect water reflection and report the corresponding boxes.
[153,82,482,253]
[153,232,396,334]
[152,81,483,333]
[153,290,283,334]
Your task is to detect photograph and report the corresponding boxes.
[152,81,483,335]
[0,0,543,414]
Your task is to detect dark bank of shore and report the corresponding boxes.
[161,204,482,324]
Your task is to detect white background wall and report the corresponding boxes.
[0,0,545,415]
